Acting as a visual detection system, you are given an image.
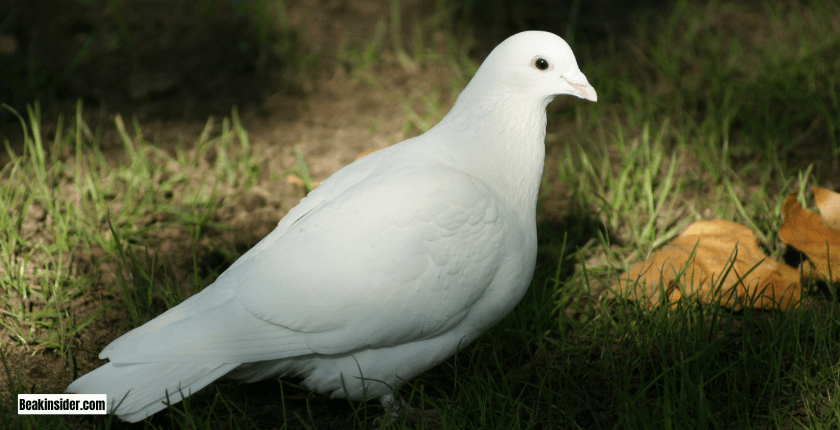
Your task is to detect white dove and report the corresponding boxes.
[66,30,597,422]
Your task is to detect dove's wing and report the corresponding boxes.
[98,145,404,358]
[101,160,513,364]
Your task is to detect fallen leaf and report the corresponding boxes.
[778,186,840,282]
[615,219,801,310]
[286,174,319,188]
[355,148,380,160]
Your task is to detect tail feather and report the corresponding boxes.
[66,361,239,422]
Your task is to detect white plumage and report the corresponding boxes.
[66,30,596,422]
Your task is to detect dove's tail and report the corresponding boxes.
[66,361,239,422]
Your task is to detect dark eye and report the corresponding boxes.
[534,58,549,71]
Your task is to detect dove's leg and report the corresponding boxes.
[375,392,450,425]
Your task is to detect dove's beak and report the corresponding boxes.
[562,70,597,102]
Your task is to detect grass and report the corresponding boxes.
[2,0,839,429]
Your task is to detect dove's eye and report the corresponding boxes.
[534,58,550,71]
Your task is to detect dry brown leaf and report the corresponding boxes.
[778,186,840,282]
[355,148,380,160]
[286,175,320,188]
[615,219,801,310]
[814,186,840,229]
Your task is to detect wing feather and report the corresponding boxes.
[101,163,509,363]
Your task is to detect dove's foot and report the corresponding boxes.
[373,394,459,427]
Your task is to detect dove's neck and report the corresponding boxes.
[429,93,549,214]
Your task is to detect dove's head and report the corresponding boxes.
[427,31,594,212]
[467,31,597,104]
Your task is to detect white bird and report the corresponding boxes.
[66,30,597,422]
